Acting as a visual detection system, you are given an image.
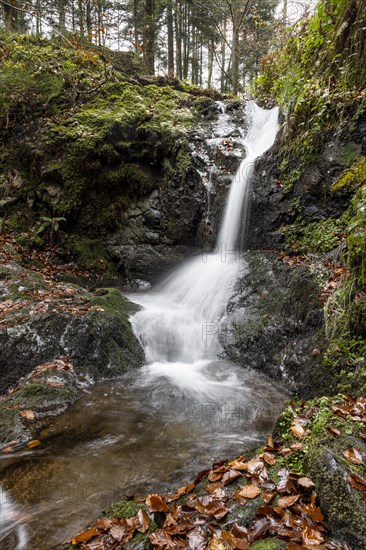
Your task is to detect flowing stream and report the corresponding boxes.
[0,102,286,550]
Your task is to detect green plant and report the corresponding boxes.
[36,216,66,243]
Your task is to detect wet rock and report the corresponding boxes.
[247,114,366,251]
[220,252,324,397]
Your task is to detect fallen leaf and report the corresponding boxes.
[277,495,300,508]
[206,482,224,494]
[302,526,324,545]
[94,518,113,531]
[236,484,261,499]
[210,534,226,550]
[146,494,169,513]
[137,508,150,533]
[71,526,99,544]
[20,409,35,420]
[222,469,241,484]
[290,424,305,438]
[262,491,276,503]
[297,477,315,488]
[187,527,207,550]
[262,452,276,465]
[149,529,178,548]
[344,447,363,465]
[347,472,366,491]
[326,425,341,437]
[27,439,41,449]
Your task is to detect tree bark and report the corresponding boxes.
[58,0,66,32]
[3,1,19,31]
[175,0,182,78]
[220,17,227,93]
[144,0,155,75]
[167,0,174,75]
[232,23,240,95]
[78,0,84,35]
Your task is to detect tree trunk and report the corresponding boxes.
[3,2,18,31]
[175,0,182,78]
[231,23,240,95]
[58,0,66,32]
[220,17,227,93]
[183,4,190,79]
[207,37,214,88]
[167,0,174,75]
[86,0,92,39]
[133,0,139,53]
[144,0,155,75]
[78,0,84,35]
[36,0,42,34]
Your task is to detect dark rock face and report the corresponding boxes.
[247,113,366,251]
[107,100,247,280]
[220,252,324,397]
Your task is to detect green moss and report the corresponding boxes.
[0,407,23,443]
[91,288,140,320]
[332,157,366,193]
[249,539,286,550]
[283,216,347,254]
[8,382,77,408]
[66,235,115,273]
[105,499,144,519]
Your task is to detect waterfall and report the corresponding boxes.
[129,102,279,391]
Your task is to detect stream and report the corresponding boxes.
[0,102,287,549]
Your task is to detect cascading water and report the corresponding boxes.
[130,102,279,392]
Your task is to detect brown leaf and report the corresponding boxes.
[236,484,261,499]
[249,517,271,541]
[195,495,229,519]
[262,452,276,465]
[302,526,324,545]
[110,523,130,542]
[146,494,169,513]
[347,472,366,491]
[137,508,150,533]
[298,502,324,523]
[206,482,224,494]
[228,460,247,471]
[344,447,364,465]
[277,494,300,508]
[187,527,207,550]
[149,529,178,548]
[290,424,305,438]
[71,526,99,545]
[262,491,276,504]
[326,425,341,437]
[27,439,41,449]
[230,524,249,549]
[94,518,113,531]
[290,442,305,451]
[20,409,35,420]
[208,470,224,482]
[210,534,226,550]
[245,457,264,475]
[222,469,242,484]
[297,477,315,488]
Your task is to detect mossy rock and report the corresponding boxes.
[305,440,366,548]
[248,539,286,550]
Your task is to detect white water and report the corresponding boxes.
[130,102,279,389]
